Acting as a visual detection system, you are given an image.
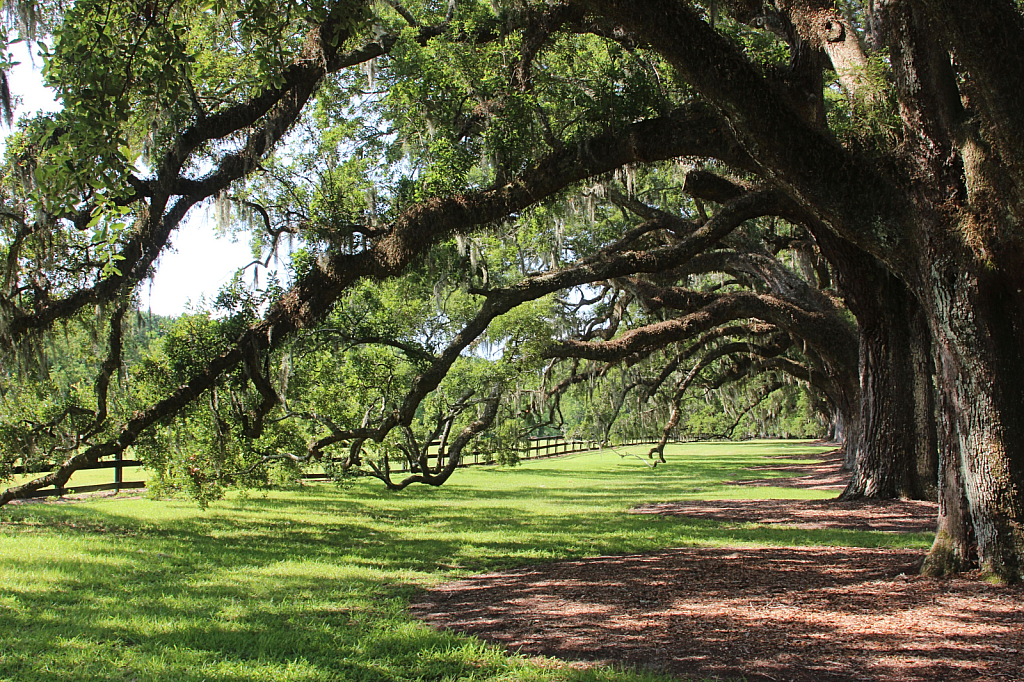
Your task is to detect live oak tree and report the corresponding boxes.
[1,0,1023,582]
[522,164,934,506]
[571,0,1024,581]
[531,178,850,449]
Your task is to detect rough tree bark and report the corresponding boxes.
[884,0,1024,580]
[840,270,926,500]
[684,170,932,496]
[576,0,1024,581]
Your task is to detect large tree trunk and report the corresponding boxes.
[922,350,976,577]
[828,409,843,444]
[908,300,939,501]
[881,1,1024,579]
[840,278,908,498]
[841,277,918,500]
[813,233,931,500]
[835,397,862,473]
[841,272,937,501]
[923,254,1024,583]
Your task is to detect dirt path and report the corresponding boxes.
[411,547,1023,681]
[632,498,938,534]
[727,447,851,491]
[410,451,1024,681]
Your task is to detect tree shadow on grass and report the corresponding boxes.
[0,442,920,682]
[411,546,1024,682]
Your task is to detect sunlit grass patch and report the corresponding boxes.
[0,441,926,682]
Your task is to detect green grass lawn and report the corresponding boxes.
[6,465,150,490]
[0,441,933,682]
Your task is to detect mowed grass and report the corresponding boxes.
[0,441,933,682]
[6,465,150,489]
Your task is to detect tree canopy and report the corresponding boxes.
[2,0,1024,582]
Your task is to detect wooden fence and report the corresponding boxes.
[521,435,602,460]
[7,435,662,498]
[8,452,147,499]
[617,437,661,447]
[302,435,605,479]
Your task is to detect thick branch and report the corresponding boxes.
[785,0,879,105]
[546,284,857,397]
[923,0,1024,180]
[0,106,751,505]
[1,16,480,346]
[383,386,501,490]
[575,0,916,276]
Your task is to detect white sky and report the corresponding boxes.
[3,41,256,317]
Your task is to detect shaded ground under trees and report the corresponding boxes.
[411,450,1024,681]
[412,546,1023,681]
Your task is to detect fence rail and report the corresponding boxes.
[616,437,661,447]
[8,435,664,498]
[521,435,602,460]
[7,453,147,499]
[301,435,605,479]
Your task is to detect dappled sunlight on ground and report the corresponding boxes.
[411,546,1024,682]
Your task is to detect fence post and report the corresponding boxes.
[114,450,123,494]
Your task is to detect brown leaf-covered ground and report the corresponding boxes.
[631,498,939,534]
[727,447,852,490]
[410,450,1024,681]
